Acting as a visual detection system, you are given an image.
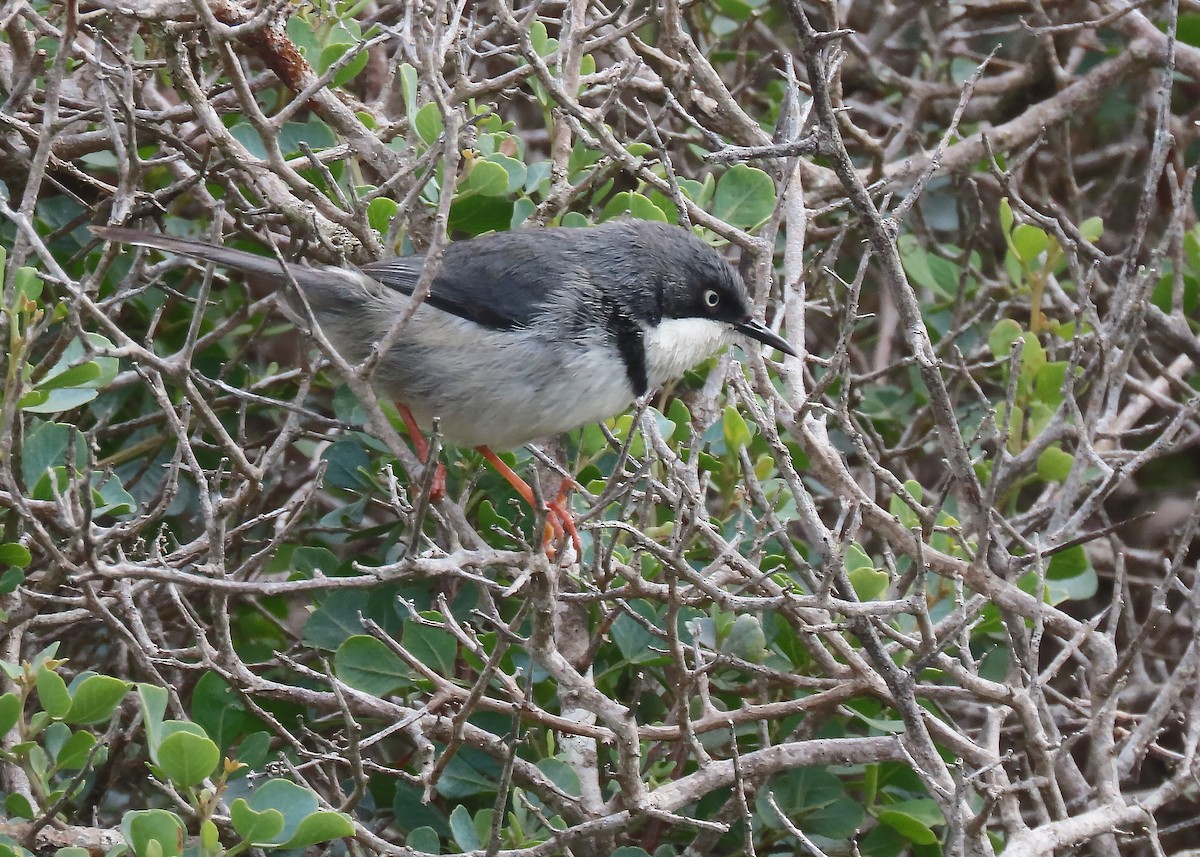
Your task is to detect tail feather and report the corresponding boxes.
[90,225,347,296]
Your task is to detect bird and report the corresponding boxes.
[92,220,796,555]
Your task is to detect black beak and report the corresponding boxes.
[735,319,797,357]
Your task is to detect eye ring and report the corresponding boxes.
[703,289,720,308]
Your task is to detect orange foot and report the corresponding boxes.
[397,403,446,502]
[477,447,582,559]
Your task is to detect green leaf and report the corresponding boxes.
[316,42,369,87]
[1011,223,1049,263]
[611,602,667,665]
[536,758,582,798]
[156,730,220,787]
[1020,545,1097,605]
[0,543,31,568]
[758,766,863,839]
[405,827,441,853]
[999,197,1014,235]
[897,235,962,300]
[874,798,944,845]
[448,195,514,236]
[711,165,776,229]
[278,811,355,848]
[23,421,84,482]
[1047,544,1089,579]
[393,783,450,836]
[888,481,923,530]
[233,731,272,770]
[720,614,767,663]
[200,820,220,853]
[414,102,444,147]
[35,362,100,392]
[124,810,185,857]
[367,197,399,235]
[845,544,888,601]
[600,191,668,222]
[36,665,71,718]
[21,387,99,414]
[1037,446,1073,483]
[54,729,97,771]
[13,266,41,302]
[191,672,261,751]
[0,692,20,735]
[529,20,557,56]
[405,618,457,675]
[230,798,286,845]
[399,63,418,117]
[987,319,1023,360]
[448,805,481,852]
[247,779,321,845]
[485,154,528,193]
[5,792,35,820]
[1019,332,1046,377]
[722,405,752,451]
[334,636,411,696]
[0,565,24,595]
[137,683,168,754]
[713,0,755,20]
[35,333,119,394]
[1080,216,1104,243]
[460,159,511,197]
[64,675,130,725]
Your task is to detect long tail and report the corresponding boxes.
[90,225,352,297]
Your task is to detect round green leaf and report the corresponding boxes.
[1011,223,1049,262]
[230,798,286,845]
[368,197,399,235]
[5,791,35,820]
[405,827,440,853]
[124,810,185,857]
[334,636,411,697]
[156,730,220,787]
[404,618,457,674]
[711,164,776,229]
[448,195,514,235]
[1037,446,1073,483]
[200,820,220,853]
[0,542,31,568]
[279,811,355,848]
[461,159,511,197]
[600,191,668,222]
[721,614,768,663]
[987,319,1024,360]
[845,544,888,601]
[247,779,321,845]
[485,154,528,194]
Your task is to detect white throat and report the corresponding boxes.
[642,317,732,388]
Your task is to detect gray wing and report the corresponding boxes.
[361,231,592,332]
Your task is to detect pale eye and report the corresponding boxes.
[703,289,720,308]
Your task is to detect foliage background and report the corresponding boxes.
[1,0,1199,855]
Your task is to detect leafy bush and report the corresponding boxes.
[1,1,1198,856]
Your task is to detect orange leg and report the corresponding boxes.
[397,404,446,502]
[477,446,581,558]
